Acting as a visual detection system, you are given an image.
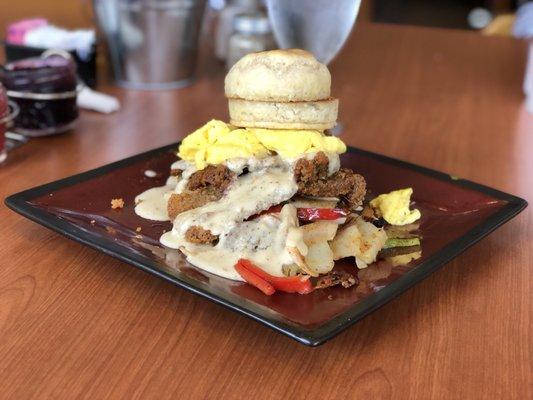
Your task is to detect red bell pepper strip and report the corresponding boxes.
[296,207,348,221]
[234,262,275,295]
[236,259,313,295]
[256,205,348,221]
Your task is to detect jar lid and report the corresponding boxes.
[233,12,272,35]
[0,53,77,95]
[5,54,73,71]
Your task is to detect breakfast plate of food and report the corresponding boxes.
[5,50,527,345]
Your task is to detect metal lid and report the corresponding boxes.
[1,51,78,96]
[233,12,272,34]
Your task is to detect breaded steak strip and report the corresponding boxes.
[168,188,221,220]
[185,226,218,244]
[167,165,235,220]
[294,151,330,182]
[294,152,366,210]
[186,164,234,191]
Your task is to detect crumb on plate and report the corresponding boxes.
[111,198,125,209]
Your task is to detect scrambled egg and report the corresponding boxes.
[178,120,346,169]
[370,188,421,226]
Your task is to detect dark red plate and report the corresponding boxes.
[5,144,527,346]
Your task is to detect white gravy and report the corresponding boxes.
[169,167,297,236]
[134,186,173,221]
[135,152,340,280]
[162,206,300,280]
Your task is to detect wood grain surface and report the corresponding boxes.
[0,22,531,399]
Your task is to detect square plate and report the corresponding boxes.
[5,144,527,346]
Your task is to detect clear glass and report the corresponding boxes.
[265,0,361,65]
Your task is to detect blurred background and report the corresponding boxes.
[0,0,527,35]
[0,0,531,155]
[0,0,529,84]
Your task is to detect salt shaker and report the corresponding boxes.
[226,12,275,70]
[215,0,261,61]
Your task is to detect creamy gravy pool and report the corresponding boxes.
[134,153,340,280]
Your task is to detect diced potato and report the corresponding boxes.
[355,257,368,269]
[290,221,339,274]
[305,241,334,274]
[331,224,362,261]
[330,217,387,268]
[355,218,387,264]
[300,221,338,245]
[280,203,298,225]
[287,246,318,277]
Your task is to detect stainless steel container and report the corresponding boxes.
[93,0,206,90]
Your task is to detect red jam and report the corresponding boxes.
[0,55,79,137]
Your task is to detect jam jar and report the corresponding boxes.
[0,53,79,136]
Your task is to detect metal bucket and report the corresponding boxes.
[94,0,206,90]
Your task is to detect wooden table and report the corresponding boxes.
[1,23,531,399]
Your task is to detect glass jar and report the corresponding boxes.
[0,53,79,137]
[0,84,19,164]
[215,0,261,61]
[0,86,8,163]
[226,12,276,70]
